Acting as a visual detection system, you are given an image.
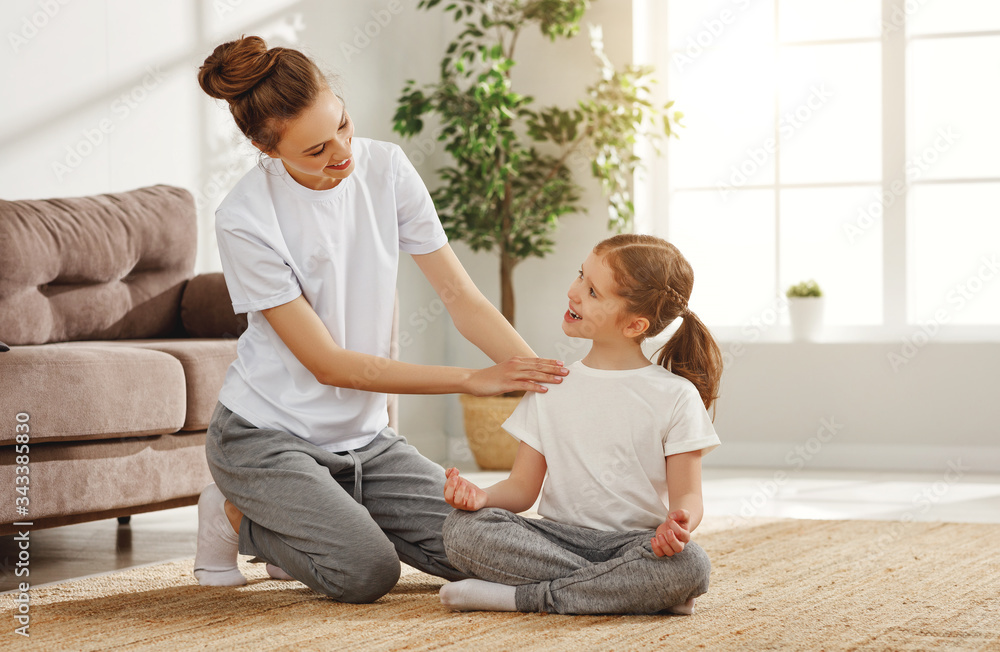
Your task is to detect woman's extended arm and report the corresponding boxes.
[262,295,565,396]
[411,244,536,362]
[443,442,547,513]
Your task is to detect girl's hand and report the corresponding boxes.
[443,467,489,511]
[464,356,568,397]
[652,509,692,557]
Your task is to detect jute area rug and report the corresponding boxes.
[4,517,998,651]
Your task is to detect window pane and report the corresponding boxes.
[908,37,1000,180]
[909,183,1000,325]
[662,190,776,326]
[778,0,881,41]
[668,46,775,188]
[778,42,881,184]
[667,0,775,51]
[907,0,1000,36]
[779,187,883,326]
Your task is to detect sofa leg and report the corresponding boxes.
[117,516,131,525]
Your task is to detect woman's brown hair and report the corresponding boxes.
[197,35,329,156]
[593,234,723,413]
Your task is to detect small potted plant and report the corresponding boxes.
[786,279,824,341]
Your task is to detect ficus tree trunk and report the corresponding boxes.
[498,181,516,326]
[500,251,516,326]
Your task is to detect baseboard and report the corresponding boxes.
[705,442,1000,475]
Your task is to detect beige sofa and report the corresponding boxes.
[0,185,243,535]
[0,184,398,536]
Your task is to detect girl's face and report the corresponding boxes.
[266,87,355,191]
[563,251,638,341]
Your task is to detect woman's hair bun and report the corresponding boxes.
[198,35,280,102]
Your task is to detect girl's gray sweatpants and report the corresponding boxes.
[443,507,712,615]
[205,401,467,603]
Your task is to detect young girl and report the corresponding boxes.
[192,36,568,602]
[440,233,723,615]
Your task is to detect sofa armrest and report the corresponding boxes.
[180,273,248,338]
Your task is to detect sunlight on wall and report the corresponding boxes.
[0,0,304,275]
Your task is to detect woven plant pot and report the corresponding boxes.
[459,394,522,470]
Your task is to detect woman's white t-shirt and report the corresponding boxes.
[214,137,447,452]
[502,360,721,532]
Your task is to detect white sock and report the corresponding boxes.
[193,483,246,586]
[439,579,517,612]
[667,597,696,615]
[266,563,295,580]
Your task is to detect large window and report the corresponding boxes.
[634,0,1000,340]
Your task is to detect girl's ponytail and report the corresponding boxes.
[655,309,722,414]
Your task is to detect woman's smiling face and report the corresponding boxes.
[264,86,355,191]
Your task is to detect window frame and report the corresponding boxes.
[633,0,1000,343]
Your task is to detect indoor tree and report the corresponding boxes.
[393,0,682,326]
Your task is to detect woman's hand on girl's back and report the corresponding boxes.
[464,356,568,397]
[651,509,692,557]
[443,467,489,511]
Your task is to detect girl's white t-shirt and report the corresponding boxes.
[502,360,721,532]
[214,137,447,452]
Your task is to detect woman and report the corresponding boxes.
[193,35,568,603]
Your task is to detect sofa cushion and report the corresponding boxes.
[93,339,238,431]
[0,343,186,444]
[0,431,212,528]
[181,273,248,338]
[0,185,196,345]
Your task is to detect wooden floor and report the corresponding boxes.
[4,466,1000,593]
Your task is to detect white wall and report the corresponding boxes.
[705,342,1000,474]
[6,1,995,472]
[1,1,202,201]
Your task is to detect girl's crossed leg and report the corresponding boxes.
[442,508,711,615]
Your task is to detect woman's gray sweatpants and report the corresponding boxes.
[205,402,468,603]
[443,508,711,615]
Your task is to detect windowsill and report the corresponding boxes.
[644,325,1000,347]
